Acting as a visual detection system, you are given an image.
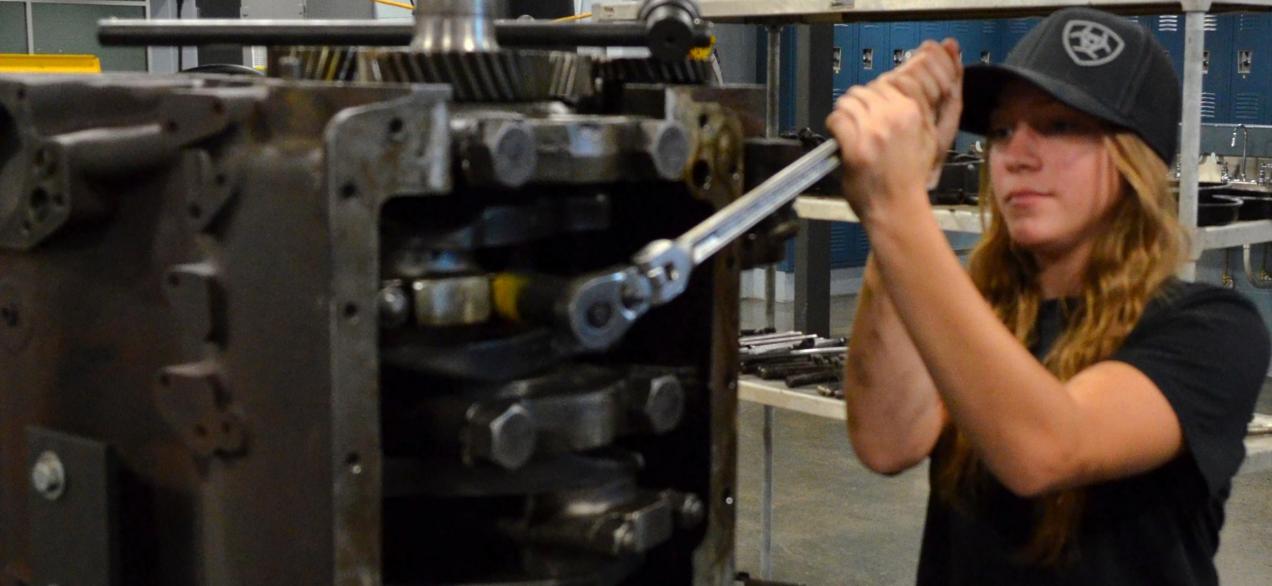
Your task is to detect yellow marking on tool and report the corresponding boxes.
[373,0,414,11]
[0,54,102,74]
[491,273,530,322]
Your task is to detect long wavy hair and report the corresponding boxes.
[938,130,1188,563]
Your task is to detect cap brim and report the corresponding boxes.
[959,63,1135,138]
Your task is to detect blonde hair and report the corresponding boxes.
[938,130,1188,563]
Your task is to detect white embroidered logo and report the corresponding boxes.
[1062,20,1125,67]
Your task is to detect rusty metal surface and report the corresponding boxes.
[0,65,759,584]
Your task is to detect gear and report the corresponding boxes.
[595,57,713,85]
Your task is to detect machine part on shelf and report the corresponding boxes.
[816,384,844,399]
[784,370,840,388]
[462,401,538,470]
[411,0,503,53]
[411,275,493,327]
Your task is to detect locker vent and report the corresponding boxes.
[1234,93,1262,122]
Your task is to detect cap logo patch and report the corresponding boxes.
[1062,19,1125,67]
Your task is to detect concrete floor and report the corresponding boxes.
[735,298,1272,585]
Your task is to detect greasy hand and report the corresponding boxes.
[825,39,963,222]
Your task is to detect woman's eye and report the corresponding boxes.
[987,126,1012,141]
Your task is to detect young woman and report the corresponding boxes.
[826,8,1269,584]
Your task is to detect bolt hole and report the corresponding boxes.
[52,193,66,208]
[698,113,710,129]
[664,263,680,283]
[167,273,181,288]
[691,160,711,191]
[221,420,232,434]
[211,101,226,115]
[723,487,734,507]
[214,173,227,187]
[158,373,171,387]
[165,120,179,133]
[15,88,26,100]
[340,182,358,200]
[194,424,208,438]
[388,117,404,135]
[188,204,203,220]
[345,452,363,475]
[20,219,32,234]
[343,302,359,320]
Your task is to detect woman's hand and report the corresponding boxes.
[825,39,963,223]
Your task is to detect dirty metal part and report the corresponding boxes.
[412,275,493,327]
[638,0,703,62]
[362,48,593,102]
[454,115,538,188]
[27,428,119,586]
[526,116,692,184]
[411,0,503,53]
[515,481,676,556]
[387,248,479,279]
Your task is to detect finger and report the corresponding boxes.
[825,110,859,163]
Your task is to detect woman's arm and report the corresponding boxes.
[844,255,947,474]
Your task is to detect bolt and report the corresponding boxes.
[31,451,66,501]
[640,120,690,180]
[378,283,411,329]
[465,402,537,470]
[632,374,685,435]
[676,493,706,529]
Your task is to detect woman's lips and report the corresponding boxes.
[1006,190,1049,205]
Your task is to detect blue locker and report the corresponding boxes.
[1203,13,1235,122]
[832,23,859,101]
[1231,12,1270,124]
[890,21,920,69]
[858,22,890,84]
[949,19,997,65]
[1149,15,1186,80]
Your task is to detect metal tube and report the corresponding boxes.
[97,19,709,49]
[764,25,782,331]
[1179,11,1205,281]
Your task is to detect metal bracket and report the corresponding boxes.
[26,426,120,586]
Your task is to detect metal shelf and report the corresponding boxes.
[793,196,985,233]
[739,376,1272,475]
[795,197,1272,252]
[595,0,1272,23]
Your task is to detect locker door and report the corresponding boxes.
[1151,14,1186,79]
[949,19,995,65]
[1203,13,1234,122]
[832,23,859,100]
[890,21,920,70]
[858,22,889,83]
[1231,12,1268,124]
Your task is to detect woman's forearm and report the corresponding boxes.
[863,198,1083,495]
[844,256,947,474]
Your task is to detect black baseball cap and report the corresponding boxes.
[959,7,1181,164]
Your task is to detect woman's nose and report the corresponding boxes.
[997,123,1042,172]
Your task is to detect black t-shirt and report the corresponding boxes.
[916,280,1270,585]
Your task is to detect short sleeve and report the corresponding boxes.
[1110,285,1270,496]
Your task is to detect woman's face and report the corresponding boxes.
[987,81,1122,259]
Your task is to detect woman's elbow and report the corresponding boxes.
[847,428,926,475]
[994,451,1078,498]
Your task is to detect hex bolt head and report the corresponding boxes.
[640,121,690,181]
[636,374,685,435]
[465,402,537,470]
[31,451,66,501]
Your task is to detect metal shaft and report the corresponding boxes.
[97,19,710,50]
[681,139,840,266]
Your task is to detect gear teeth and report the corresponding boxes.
[596,58,712,85]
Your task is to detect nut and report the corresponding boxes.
[31,451,66,501]
[633,374,685,435]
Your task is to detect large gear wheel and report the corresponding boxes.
[595,57,713,85]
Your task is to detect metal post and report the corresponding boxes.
[760,25,783,580]
[760,404,775,580]
[792,24,834,337]
[764,25,782,330]
[1179,11,1205,281]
